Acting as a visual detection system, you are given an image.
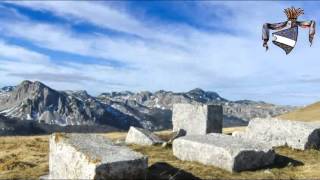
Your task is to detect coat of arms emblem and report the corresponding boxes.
[262,7,316,54]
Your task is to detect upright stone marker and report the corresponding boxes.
[48,133,148,179]
[172,103,223,135]
[173,133,275,172]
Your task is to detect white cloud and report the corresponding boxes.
[0,40,49,62]
[4,1,191,47]
[1,1,320,105]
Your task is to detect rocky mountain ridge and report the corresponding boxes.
[0,80,297,131]
[0,81,142,129]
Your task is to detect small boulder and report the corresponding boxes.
[125,126,164,146]
[168,129,186,144]
[162,129,186,148]
[161,142,168,148]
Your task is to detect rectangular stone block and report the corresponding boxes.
[172,133,275,172]
[48,133,148,179]
[233,118,320,150]
[125,126,164,146]
[172,103,222,135]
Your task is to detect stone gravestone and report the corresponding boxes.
[172,103,223,135]
[46,133,148,179]
[233,118,320,150]
[173,133,275,172]
[125,126,164,146]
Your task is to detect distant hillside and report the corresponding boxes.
[0,80,296,131]
[278,102,320,122]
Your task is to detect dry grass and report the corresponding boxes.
[0,129,320,179]
[102,130,173,141]
[223,126,246,135]
[279,101,320,122]
[102,131,127,140]
[0,136,49,179]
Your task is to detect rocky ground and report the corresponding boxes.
[1,129,320,179]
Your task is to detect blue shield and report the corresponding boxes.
[272,26,298,54]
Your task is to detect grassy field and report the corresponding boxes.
[1,129,320,179]
[0,135,48,179]
[279,101,320,122]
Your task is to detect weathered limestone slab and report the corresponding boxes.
[125,126,164,146]
[172,103,223,135]
[48,133,148,179]
[172,133,275,172]
[233,118,320,150]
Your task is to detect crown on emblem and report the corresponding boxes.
[284,7,304,20]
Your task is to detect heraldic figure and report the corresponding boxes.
[262,7,316,54]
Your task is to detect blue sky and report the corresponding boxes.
[0,1,320,106]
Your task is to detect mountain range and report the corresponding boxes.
[0,80,297,132]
